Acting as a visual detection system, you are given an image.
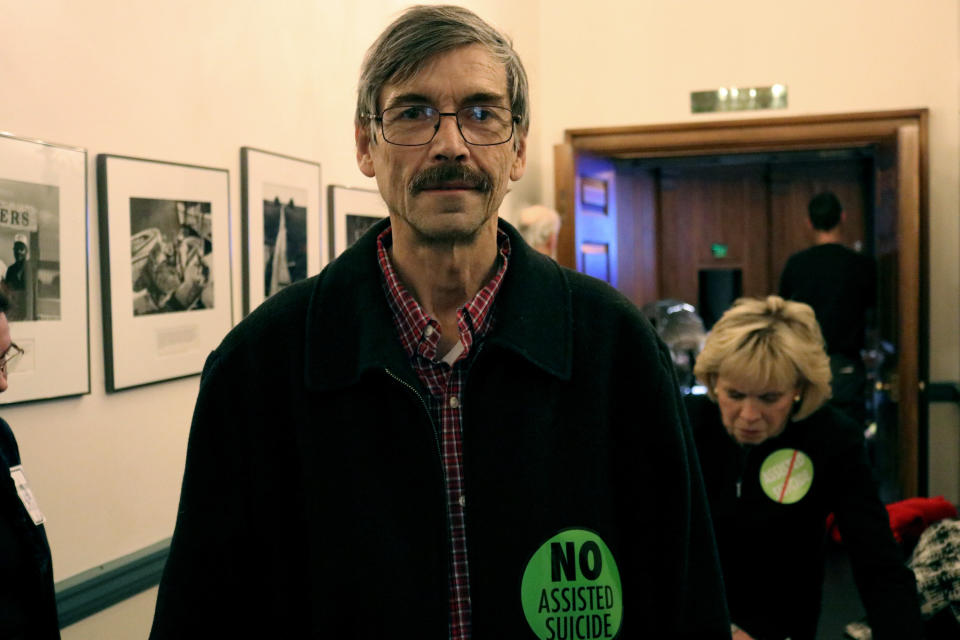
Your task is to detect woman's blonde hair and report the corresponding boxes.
[693,295,832,421]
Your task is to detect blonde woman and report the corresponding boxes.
[686,295,921,640]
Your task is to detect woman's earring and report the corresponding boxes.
[794,395,801,403]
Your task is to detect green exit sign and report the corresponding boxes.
[711,243,728,259]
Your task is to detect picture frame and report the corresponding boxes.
[0,132,90,405]
[328,185,389,258]
[96,154,232,392]
[240,147,323,315]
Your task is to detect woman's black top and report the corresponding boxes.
[686,395,922,640]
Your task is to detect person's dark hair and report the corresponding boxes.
[807,192,843,231]
[356,5,530,148]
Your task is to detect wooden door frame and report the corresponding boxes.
[554,108,929,497]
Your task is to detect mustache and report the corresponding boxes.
[408,164,493,195]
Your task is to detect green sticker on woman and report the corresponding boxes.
[760,448,814,504]
[520,528,623,639]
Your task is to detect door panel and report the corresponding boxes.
[580,242,611,281]
[659,165,768,307]
[614,165,658,307]
[873,125,922,498]
[553,144,576,270]
[573,155,618,286]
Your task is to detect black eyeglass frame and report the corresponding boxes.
[363,106,522,147]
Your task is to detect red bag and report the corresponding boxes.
[827,496,958,544]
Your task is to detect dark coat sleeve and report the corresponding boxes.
[151,337,314,639]
[150,351,261,639]
[828,415,923,640]
[649,342,731,638]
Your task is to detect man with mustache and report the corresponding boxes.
[150,6,729,639]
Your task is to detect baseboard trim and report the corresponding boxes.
[55,538,170,628]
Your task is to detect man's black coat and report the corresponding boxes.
[150,219,729,639]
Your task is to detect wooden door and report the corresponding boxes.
[658,164,768,308]
[613,164,658,307]
[555,145,651,300]
[553,144,576,269]
[572,155,618,285]
[873,125,923,498]
[554,146,618,285]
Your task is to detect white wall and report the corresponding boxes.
[3,0,959,636]
[538,0,960,500]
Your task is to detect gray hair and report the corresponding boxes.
[356,5,530,142]
[517,205,561,248]
[693,295,832,421]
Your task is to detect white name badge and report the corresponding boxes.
[9,464,46,525]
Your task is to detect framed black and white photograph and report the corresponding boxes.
[328,185,389,258]
[0,133,89,404]
[240,147,323,314]
[97,154,232,392]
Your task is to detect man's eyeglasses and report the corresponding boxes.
[0,343,23,373]
[364,105,520,146]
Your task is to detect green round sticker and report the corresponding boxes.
[520,528,623,639]
[760,448,814,504]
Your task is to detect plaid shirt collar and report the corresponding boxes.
[377,226,511,364]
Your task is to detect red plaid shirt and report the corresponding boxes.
[377,227,510,640]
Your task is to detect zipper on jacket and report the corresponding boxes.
[383,366,455,610]
[383,367,442,460]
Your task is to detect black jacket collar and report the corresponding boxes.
[304,217,572,391]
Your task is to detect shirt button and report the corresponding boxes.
[424,325,435,337]
[458,495,466,508]
[448,396,460,408]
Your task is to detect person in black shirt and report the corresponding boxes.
[0,288,59,639]
[687,295,921,640]
[4,238,29,322]
[779,191,876,422]
[148,6,731,638]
